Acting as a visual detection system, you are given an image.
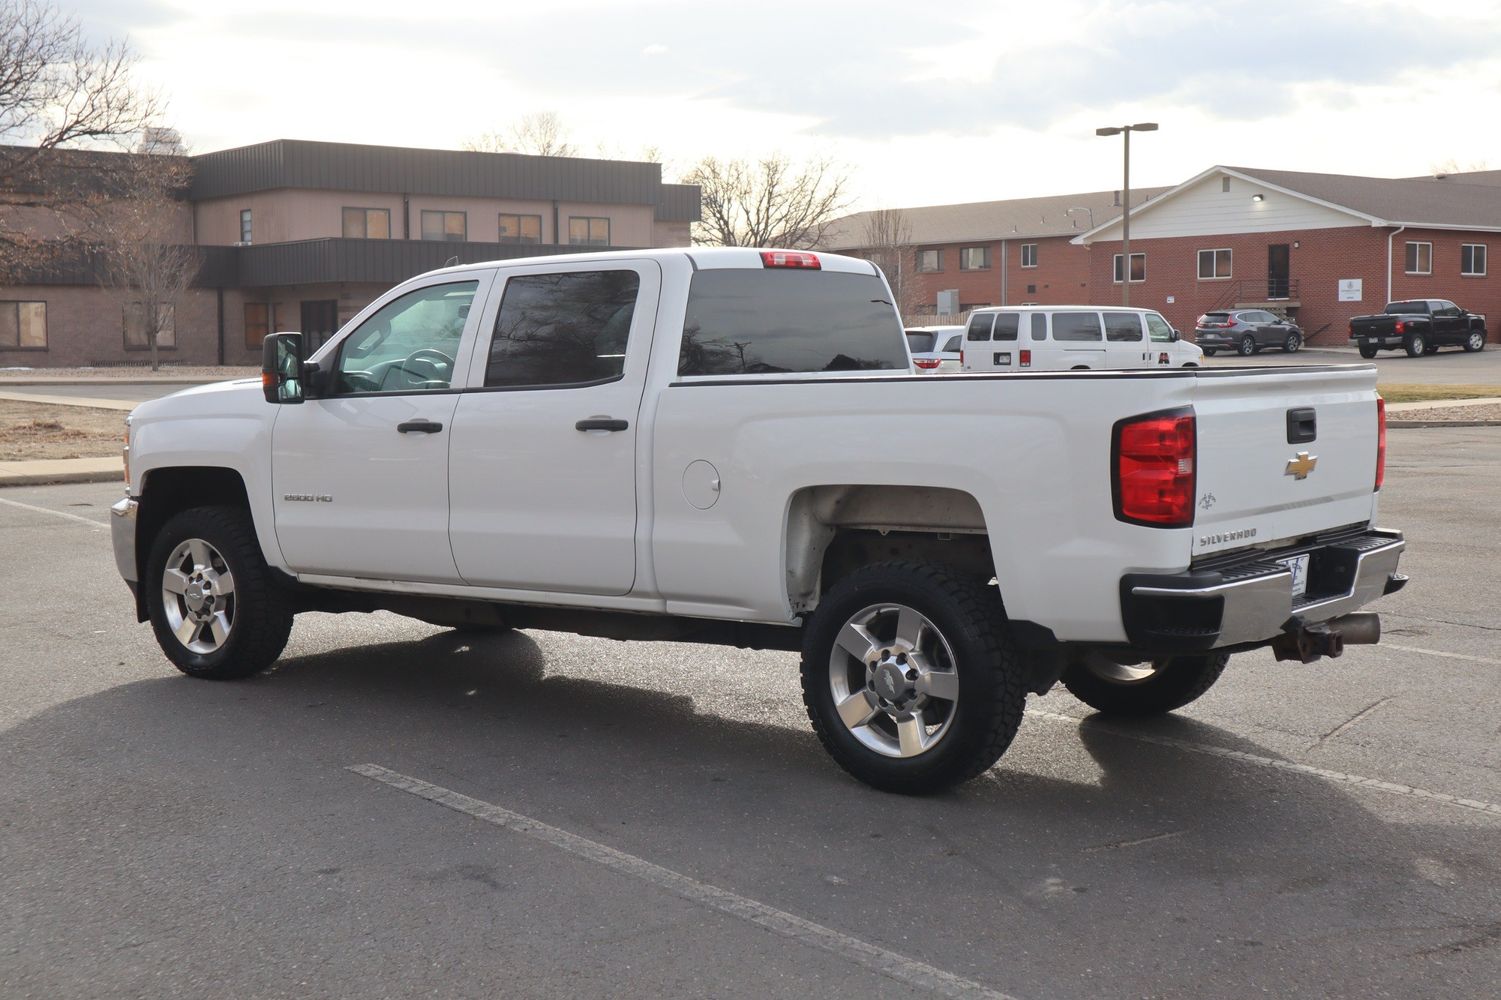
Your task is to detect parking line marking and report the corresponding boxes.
[1028,711,1501,818]
[1381,643,1501,668]
[0,495,107,529]
[349,763,1020,1000]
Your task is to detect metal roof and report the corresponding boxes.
[820,186,1172,249]
[189,139,691,211]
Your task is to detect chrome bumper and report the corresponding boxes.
[111,496,138,585]
[1122,529,1406,651]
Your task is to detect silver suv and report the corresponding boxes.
[1195,309,1303,356]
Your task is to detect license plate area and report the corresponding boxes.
[993,351,1011,365]
[1278,553,1310,598]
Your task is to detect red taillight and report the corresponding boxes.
[913,357,940,369]
[1113,408,1196,527]
[959,349,965,367]
[1394,320,1406,334]
[760,250,820,269]
[1019,349,1032,367]
[1375,396,1386,491]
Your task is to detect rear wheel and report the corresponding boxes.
[1283,332,1302,353]
[1465,330,1486,352]
[1358,344,1379,359]
[1404,333,1426,357]
[1237,335,1257,356]
[1062,653,1230,717]
[800,562,1027,794]
[146,506,293,679]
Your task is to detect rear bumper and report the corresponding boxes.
[1350,334,1403,347]
[1194,332,1236,348]
[1120,529,1405,653]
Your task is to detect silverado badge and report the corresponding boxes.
[1284,452,1318,480]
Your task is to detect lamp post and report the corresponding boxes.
[1096,122,1157,305]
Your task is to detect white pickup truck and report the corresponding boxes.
[112,247,1407,793]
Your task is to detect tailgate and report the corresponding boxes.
[1190,366,1380,559]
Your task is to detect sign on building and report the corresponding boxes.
[1338,279,1363,302]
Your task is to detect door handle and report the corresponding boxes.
[575,417,629,432]
[396,419,444,434]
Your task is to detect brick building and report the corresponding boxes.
[826,166,1501,346]
[0,139,700,367]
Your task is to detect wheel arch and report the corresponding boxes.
[134,466,257,620]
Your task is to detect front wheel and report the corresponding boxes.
[1284,333,1302,353]
[800,562,1027,794]
[1404,333,1426,357]
[1237,335,1257,356]
[1464,330,1486,352]
[1202,348,1218,357]
[1062,653,1229,716]
[1358,344,1379,359]
[146,506,293,679]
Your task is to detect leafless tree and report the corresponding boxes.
[684,155,849,249]
[860,207,923,317]
[465,111,578,157]
[94,154,197,371]
[0,0,163,279]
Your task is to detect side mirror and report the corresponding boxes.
[261,332,305,404]
[1170,328,1181,342]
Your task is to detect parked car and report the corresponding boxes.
[960,306,1202,371]
[904,325,964,373]
[1194,310,1303,356]
[1348,299,1487,358]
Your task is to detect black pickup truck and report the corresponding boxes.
[1348,299,1487,357]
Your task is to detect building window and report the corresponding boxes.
[1405,241,1432,275]
[915,249,942,272]
[0,301,47,349]
[1461,244,1487,276]
[1198,248,1232,279]
[1020,243,1038,268]
[1113,252,1146,283]
[123,302,176,350]
[959,246,991,270]
[421,210,467,242]
[499,213,543,244]
[238,209,252,244]
[244,303,269,350]
[568,216,610,246]
[342,207,391,239]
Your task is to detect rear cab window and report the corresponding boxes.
[678,269,907,376]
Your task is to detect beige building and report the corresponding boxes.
[0,139,700,367]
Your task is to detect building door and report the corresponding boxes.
[300,299,340,348]
[1267,244,1291,299]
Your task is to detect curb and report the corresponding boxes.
[0,468,122,487]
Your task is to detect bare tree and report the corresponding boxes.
[94,154,197,371]
[684,155,849,249]
[465,111,578,157]
[860,208,922,317]
[0,0,163,280]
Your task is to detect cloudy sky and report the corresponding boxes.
[73,0,1501,210]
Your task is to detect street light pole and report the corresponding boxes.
[1096,122,1158,306]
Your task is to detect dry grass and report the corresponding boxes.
[1377,383,1501,404]
[0,400,125,461]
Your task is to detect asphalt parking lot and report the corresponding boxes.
[2,428,1499,1000]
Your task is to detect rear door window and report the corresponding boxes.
[485,270,640,388]
[1052,311,1103,342]
[679,269,906,375]
[993,312,1020,341]
[966,313,994,341]
[1104,312,1144,342]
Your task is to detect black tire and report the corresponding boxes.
[1358,344,1379,359]
[800,561,1026,794]
[1237,335,1257,356]
[1202,348,1218,357]
[1404,333,1426,357]
[146,505,293,680]
[1283,333,1302,353]
[1062,653,1230,717]
[1464,330,1486,353]
[1423,342,1439,355]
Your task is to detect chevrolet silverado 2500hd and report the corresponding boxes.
[112,248,1407,793]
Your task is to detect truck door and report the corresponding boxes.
[270,273,493,583]
[446,260,660,596]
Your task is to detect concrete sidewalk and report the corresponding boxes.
[2,386,1497,489]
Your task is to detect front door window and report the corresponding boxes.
[333,281,478,394]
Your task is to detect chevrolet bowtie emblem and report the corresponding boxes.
[1285,452,1318,480]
